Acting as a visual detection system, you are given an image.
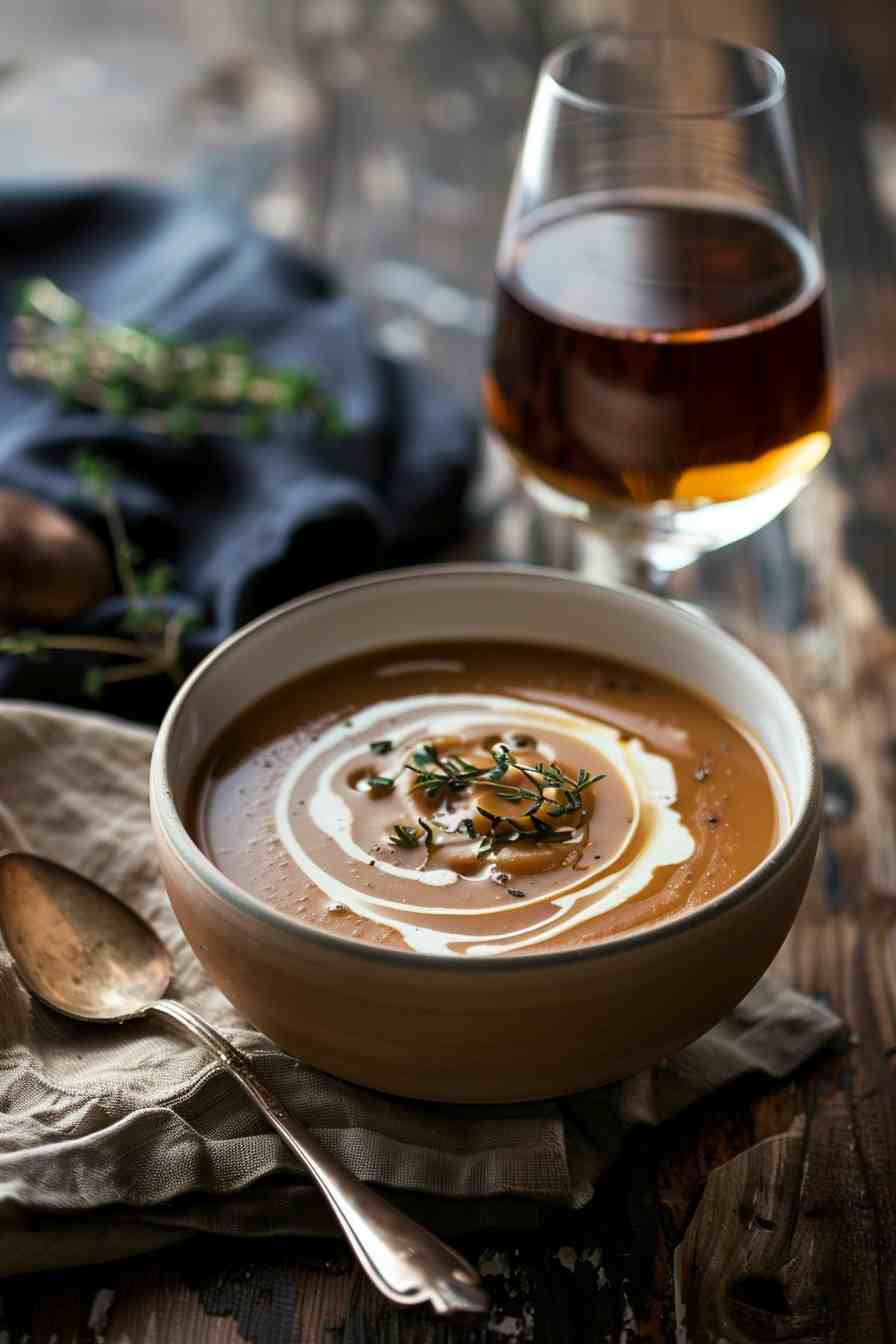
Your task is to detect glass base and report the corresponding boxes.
[519,467,810,578]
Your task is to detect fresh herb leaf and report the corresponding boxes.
[389,824,421,849]
[493,785,541,803]
[81,666,105,699]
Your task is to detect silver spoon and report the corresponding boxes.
[0,852,489,1319]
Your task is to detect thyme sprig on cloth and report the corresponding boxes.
[9,277,345,442]
[0,454,196,697]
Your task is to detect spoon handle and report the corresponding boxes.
[149,1000,489,1318]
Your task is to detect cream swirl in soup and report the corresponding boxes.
[191,642,783,957]
[273,695,693,956]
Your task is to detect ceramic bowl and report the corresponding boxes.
[150,565,820,1102]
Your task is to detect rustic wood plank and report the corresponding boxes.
[678,1128,839,1341]
[672,2,896,1339]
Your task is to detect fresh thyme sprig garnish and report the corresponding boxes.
[380,741,605,857]
[388,819,435,849]
[389,824,423,849]
[406,742,497,799]
[0,452,197,697]
[9,277,346,442]
[407,742,604,815]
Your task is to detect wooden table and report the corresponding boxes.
[3,0,895,1339]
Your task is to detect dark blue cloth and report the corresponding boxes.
[0,181,478,722]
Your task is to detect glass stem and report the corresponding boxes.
[573,525,672,596]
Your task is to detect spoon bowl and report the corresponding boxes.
[0,852,172,1020]
[0,850,488,1318]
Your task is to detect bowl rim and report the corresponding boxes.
[150,563,821,973]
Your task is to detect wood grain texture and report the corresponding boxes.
[1,0,895,1340]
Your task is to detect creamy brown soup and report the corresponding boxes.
[190,641,783,958]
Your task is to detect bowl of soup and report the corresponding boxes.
[150,565,820,1102]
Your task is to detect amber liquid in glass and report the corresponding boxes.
[484,194,831,506]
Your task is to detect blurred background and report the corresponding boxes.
[4,0,892,420]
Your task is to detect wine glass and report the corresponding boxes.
[483,31,831,589]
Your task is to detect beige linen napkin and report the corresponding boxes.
[0,702,842,1276]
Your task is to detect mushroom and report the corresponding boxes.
[0,489,114,625]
